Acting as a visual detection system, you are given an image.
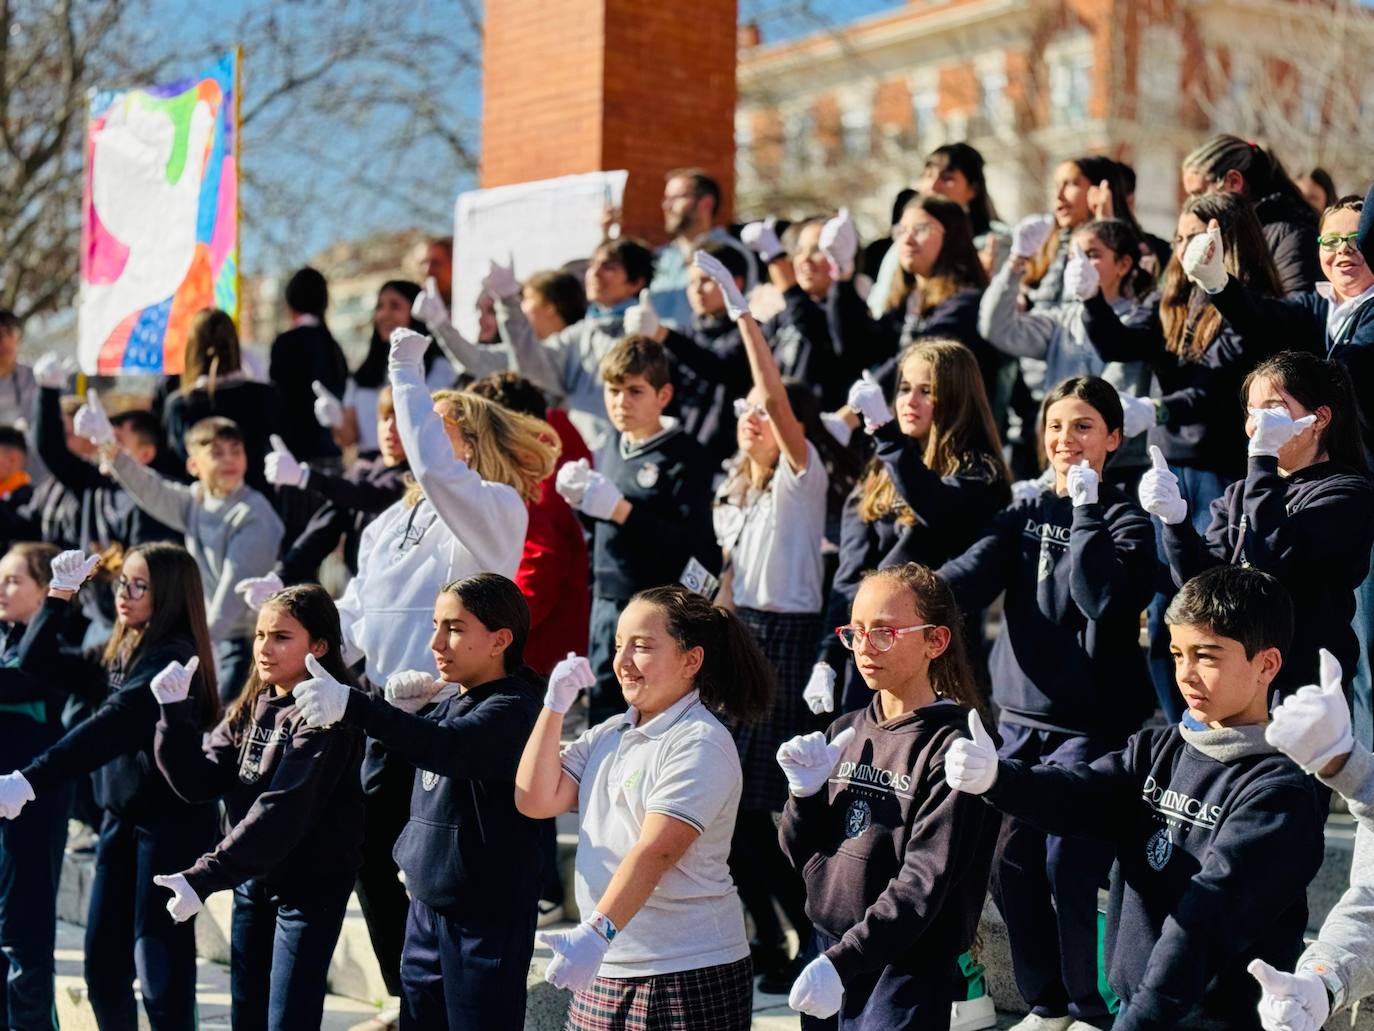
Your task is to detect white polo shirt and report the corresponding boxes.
[560,690,749,977]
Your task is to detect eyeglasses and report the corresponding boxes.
[834,623,934,652]
[1317,232,1360,253]
[891,223,940,243]
[116,576,149,600]
[733,398,769,421]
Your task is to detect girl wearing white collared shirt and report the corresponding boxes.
[515,585,774,1031]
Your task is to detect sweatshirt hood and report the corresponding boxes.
[1179,721,1276,762]
[864,695,968,733]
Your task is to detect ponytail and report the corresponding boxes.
[632,585,774,722]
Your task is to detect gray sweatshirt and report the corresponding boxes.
[109,452,285,640]
[1300,743,1374,1013]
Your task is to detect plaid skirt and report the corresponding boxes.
[565,957,753,1031]
[732,607,825,813]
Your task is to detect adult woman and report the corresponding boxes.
[516,585,773,1031]
[0,544,219,1030]
[151,585,364,1031]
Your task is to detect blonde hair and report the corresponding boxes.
[858,340,1007,525]
[404,390,559,507]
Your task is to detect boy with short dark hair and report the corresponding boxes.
[945,565,1326,1031]
[553,335,719,724]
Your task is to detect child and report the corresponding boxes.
[149,585,364,1031]
[514,585,773,1031]
[1144,352,1374,697]
[936,375,1156,1031]
[554,335,720,725]
[0,544,219,1030]
[0,426,31,512]
[945,565,1327,1030]
[293,573,545,1029]
[90,406,285,703]
[777,564,1000,1031]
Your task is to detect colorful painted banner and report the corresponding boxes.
[79,52,239,374]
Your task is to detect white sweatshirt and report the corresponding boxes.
[335,357,528,685]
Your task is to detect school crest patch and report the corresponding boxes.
[636,462,660,488]
[421,770,440,792]
[1145,827,1173,871]
[844,799,872,839]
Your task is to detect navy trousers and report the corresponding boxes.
[799,929,962,1031]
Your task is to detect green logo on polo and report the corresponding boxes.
[622,769,642,789]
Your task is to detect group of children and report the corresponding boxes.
[0,136,1369,1031]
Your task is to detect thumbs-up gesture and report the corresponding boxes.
[74,390,114,447]
[623,289,661,340]
[152,874,203,924]
[1138,446,1188,526]
[482,256,520,299]
[49,550,102,592]
[846,371,892,434]
[1248,407,1317,459]
[150,656,200,706]
[555,457,595,508]
[292,655,351,728]
[311,381,344,430]
[234,572,284,610]
[412,276,452,329]
[1087,179,1115,219]
[388,327,430,367]
[1066,459,1099,507]
[33,352,77,390]
[545,652,596,713]
[692,251,749,322]
[1182,218,1227,294]
[1266,649,1354,776]
[741,217,785,263]
[1062,241,1101,300]
[945,710,999,795]
[776,726,856,798]
[819,207,859,280]
[1011,213,1056,259]
[1249,959,1329,1031]
[264,434,308,488]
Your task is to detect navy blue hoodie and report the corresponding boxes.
[937,483,1156,739]
[351,673,545,921]
[1163,455,1374,694]
[986,722,1324,1030]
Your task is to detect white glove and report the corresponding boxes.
[545,652,596,713]
[554,458,594,509]
[1118,391,1157,439]
[741,218,785,263]
[264,434,308,489]
[150,656,200,706]
[412,276,452,328]
[1011,478,1046,504]
[482,257,520,299]
[151,874,203,924]
[235,572,284,610]
[0,772,35,820]
[776,726,856,798]
[1266,649,1353,775]
[1250,959,1329,1031]
[788,954,844,1018]
[49,550,101,592]
[1011,214,1056,259]
[577,470,623,521]
[846,372,892,434]
[1182,219,1227,294]
[623,289,660,339]
[819,208,859,280]
[692,251,748,322]
[1248,408,1316,459]
[538,916,613,993]
[1066,459,1099,507]
[74,391,114,447]
[1062,243,1101,300]
[945,710,999,795]
[803,663,836,715]
[310,380,344,430]
[383,670,443,714]
[33,352,77,390]
[292,654,351,728]
[819,411,853,448]
[1139,446,1188,526]
[389,327,430,367]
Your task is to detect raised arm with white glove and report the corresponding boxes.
[263,434,308,489]
[49,550,101,593]
[544,653,596,714]
[383,670,444,714]
[292,654,352,728]
[412,276,452,329]
[622,289,661,341]
[33,352,77,390]
[1138,445,1188,526]
[819,208,859,280]
[1010,214,1056,260]
[803,663,836,715]
[311,381,344,430]
[1265,650,1353,776]
[1181,219,1227,294]
[74,391,114,447]
[234,572,284,611]
[150,656,200,706]
[1066,460,1099,507]
[1062,242,1101,300]
[775,726,856,798]
[1118,391,1158,439]
[945,710,999,795]
[0,772,35,820]
[482,258,521,300]
[846,372,892,434]
[1248,408,1316,459]
[692,251,749,322]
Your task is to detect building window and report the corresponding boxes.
[841,104,872,158]
[979,68,1008,131]
[911,86,939,146]
[783,110,815,171]
[1137,25,1181,120]
[1047,33,1093,126]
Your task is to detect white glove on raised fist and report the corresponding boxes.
[1266,649,1353,775]
[788,954,844,1018]
[1138,446,1188,526]
[945,711,999,795]
[1011,214,1056,260]
[1118,392,1157,439]
[49,550,101,592]
[1249,959,1329,1031]
[264,435,308,489]
[776,726,856,798]
[311,381,344,430]
[0,772,35,820]
[623,289,660,339]
[292,655,351,728]
[150,656,200,706]
[388,327,430,367]
[846,373,892,434]
[152,874,203,923]
[1066,460,1099,507]
[74,391,114,447]
[235,572,284,610]
[1062,243,1101,300]
[741,218,785,263]
[1182,219,1227,294]
[819,208,859,280]
[412,276,452,328]
[545,652,596,713]
[692,251,748,322]
[33,352,77,390]
[482,258,520,300]
[554,458,594,509]
[1248,408,1316,459]
[803,663,836,715]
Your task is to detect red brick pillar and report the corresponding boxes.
[480,0,739,244]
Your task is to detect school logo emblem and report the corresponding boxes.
[622,769,642,790]
[421,770,440,792]
[1145,828,1173,871]
[636,463,660,488]
[844,800,872,839]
